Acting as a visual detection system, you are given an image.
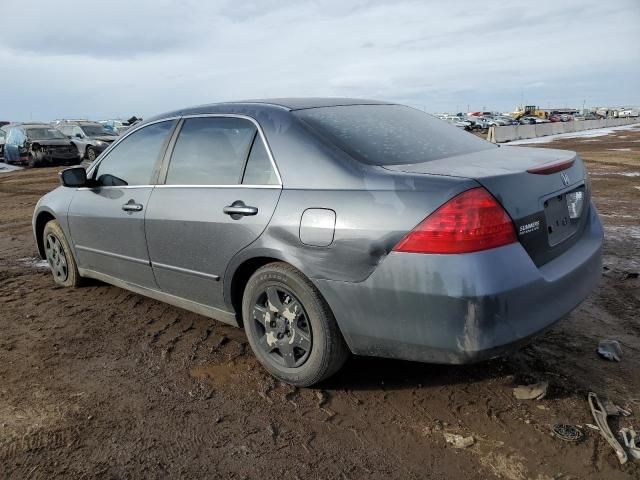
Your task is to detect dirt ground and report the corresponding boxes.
[1,125,639,479]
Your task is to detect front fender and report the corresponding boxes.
[32,186,76,258]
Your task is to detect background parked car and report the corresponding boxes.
[443,116,471,129]
[58,121,118,162]
[487,116,517,127]
[99,120,129,135]
[0,129,5,161]
[3,123,79,167]
[468,116,492,130]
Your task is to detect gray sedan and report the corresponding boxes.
[32,99,603,386]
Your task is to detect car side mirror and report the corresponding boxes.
[66,135,72,139]
[60,166,87,187]
[75,133,83,139]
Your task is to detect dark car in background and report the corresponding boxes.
[58,121,118,162]
[4,123,79,167]
[33,98,602,386]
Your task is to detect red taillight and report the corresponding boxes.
[393,187,517,254]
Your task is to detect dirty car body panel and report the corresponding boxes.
[33,99,603,365]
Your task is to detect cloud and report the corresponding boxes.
[0,0,638,120]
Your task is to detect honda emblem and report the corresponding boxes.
[560,171,570,186]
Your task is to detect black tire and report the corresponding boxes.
[242,262,349,386]
[27,153,38,168]
[42,220,82,288]
[85,147,96,162]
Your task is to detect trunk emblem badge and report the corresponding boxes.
[561,172,570,186]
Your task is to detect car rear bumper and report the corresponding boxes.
[314,203,603,364]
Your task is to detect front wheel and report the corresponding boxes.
[27,153,38,168]
[43,220,82,287]
[242,262,349,386]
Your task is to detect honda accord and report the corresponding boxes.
[32,98,603,386]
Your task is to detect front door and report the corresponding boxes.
[145,116,282,309]
[67,120,176,288]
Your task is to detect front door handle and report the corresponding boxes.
[122,199,143,212]
[223,200,258,219]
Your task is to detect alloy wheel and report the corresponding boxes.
[252,286,312,368]
[45,233,68,282]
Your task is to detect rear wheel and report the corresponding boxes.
[242,262,349,386]
[43,220,82,288]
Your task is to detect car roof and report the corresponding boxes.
[9,123,54,128]
[226,97,393,111]
[62,121,102,126]
[145,97,398,125]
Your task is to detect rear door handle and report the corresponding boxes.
[122,199,143,212]
[223,201,258,219]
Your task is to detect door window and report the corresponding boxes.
[165,117,257,185]
[93,121,175,187]
[242,135,279,185]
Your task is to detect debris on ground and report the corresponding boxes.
[551,424,584,442]
[513,381,548,400]
[603,399,632,417]
[588,392,628,465]
[443,432,475,449]
[597,340,623,361]
[620,428,640,461]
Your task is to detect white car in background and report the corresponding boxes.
[617,109,639,118]
[446,116,472,129]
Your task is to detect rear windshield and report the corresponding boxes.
[294,104,495,165]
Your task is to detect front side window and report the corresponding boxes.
[166,117,256,185]
[94,121,175,186]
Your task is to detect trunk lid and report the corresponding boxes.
[383,146,591,266]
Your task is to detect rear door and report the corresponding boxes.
[145,115,282,309]
[67,120,176,288]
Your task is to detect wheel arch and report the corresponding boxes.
[225,250,317,328]
[34,210,56,258]
[227,256,283,327]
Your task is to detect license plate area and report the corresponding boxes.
[544,192,577,246]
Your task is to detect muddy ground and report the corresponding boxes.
[1,126,639,479]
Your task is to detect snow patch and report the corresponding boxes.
[508,123,640,145]
[0,162,24,173]
[19,257,50,269]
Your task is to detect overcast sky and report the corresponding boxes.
[0,0,638,121]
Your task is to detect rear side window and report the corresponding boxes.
[166,117,256,185]
[294,104,495,166]
[94,120,175,186]
[242,135,279,185]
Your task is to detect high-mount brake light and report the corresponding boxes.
[393,187,517,254]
